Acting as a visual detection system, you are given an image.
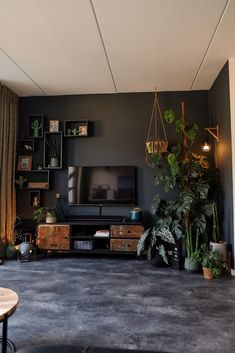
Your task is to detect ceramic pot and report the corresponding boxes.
[210,241,227,262]
[6,245,17,259]
[203,267,213,280]
[130,211,141,221]
[46,214,57,224]
[184,257,201,272]
[50,157,59,168]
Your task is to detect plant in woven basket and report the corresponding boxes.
[145,91,168,165]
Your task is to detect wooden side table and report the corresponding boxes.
[0,287,19,353]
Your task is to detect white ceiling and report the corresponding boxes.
[0,0,234,97]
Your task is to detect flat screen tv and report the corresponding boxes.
[68,166,136,206]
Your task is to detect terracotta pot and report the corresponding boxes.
[203,267,213,280]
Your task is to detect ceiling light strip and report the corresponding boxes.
[190,0,230,90]
[90,0,118,93]
[0,48,47,96]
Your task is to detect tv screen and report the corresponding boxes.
[68,166,136,205]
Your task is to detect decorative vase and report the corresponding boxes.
[210,241,227,262]
[203,267,213,280]
[184,257,201,272]
[130,210,141,221]
[50,157,59,168]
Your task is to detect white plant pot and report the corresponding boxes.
[46,214,57,224]
[210,241,227,262]
[50,157,59,168]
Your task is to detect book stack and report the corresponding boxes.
[94,229,110,238]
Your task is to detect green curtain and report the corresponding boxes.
[0,84,18,254]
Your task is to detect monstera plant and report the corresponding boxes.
[140,102,217,270]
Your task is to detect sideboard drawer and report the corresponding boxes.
[111,225,144,239]
[110,239,139,252]
[37,224,70,250]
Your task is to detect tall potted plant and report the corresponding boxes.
[145,102,217,271]
[46,137,59,168]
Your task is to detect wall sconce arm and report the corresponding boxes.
[204,125,219,142]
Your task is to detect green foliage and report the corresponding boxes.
[164,110,175,124]
[137,225,175,265]
[33,207,56,224]
[184,124,199,145]
[192,244,223,278]
[143,102,219,260]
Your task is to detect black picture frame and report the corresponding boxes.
[29,190,41,208]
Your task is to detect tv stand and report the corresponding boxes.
[36,220,144,255]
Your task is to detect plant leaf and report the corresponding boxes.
[164,110,175,123]
[158,244,169,264]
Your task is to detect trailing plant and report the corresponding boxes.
[144,101,218,260]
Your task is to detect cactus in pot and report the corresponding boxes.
[15,175,27,189]
[31,119,42,137]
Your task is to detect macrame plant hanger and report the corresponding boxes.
[145,90,168,165]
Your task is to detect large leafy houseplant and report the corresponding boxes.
[141,102,217,264]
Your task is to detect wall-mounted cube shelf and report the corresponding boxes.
[19,140,35,152]
[64,120,89,137]
[16,170,50,189]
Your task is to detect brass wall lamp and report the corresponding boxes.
[201,125,219,152]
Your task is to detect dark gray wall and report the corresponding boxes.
[209,62,233,249]
[18,91,209,221]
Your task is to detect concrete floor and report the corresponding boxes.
[1,256,235,353]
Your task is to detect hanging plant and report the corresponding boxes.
[145,91,168,165]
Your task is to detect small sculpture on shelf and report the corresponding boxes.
[31,119,42,138]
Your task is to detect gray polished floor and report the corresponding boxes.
[1,256,235,353]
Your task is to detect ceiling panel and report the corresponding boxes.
[0,49,43,96]
[92,0,228,92]
[0,0,233,96]
[193,0,235,90]
[0,0,115,96]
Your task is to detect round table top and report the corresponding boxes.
[0,287,19,321]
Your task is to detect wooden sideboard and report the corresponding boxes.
[36,221,144,255]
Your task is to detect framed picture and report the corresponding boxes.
[17,156,32,171]
[78,125,88,136]
[29,190,41,208]
[49,120,59,132]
